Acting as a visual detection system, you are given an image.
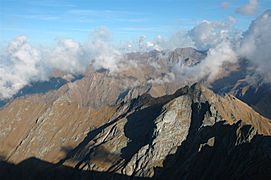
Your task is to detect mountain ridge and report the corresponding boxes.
[1,83,270,179]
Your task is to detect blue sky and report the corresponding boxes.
[0,0,271,44]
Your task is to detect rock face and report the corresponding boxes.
[63,84,271,178]
[1,82,270,180]
[168,47,205,66]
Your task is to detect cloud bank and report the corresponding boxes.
[0,36,46,99]
[173,17,239,83]
[123,31,194,52]
[188,17,239,51]
[240,10,271,81]
[87,27,122,71]
[0,27,122,99]
[0,10,271,99]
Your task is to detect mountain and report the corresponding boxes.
[0,47,271,179]
[212,59,271,119]
[3,48,270,120]
[0,83,271,180]
[0,47,206,109]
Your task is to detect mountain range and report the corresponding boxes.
[0,48,271,180]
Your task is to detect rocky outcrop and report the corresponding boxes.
[14,83,268,179]
[168,47,205,66]
[116,84,271,178]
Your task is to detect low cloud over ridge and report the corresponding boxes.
[240,10,271,81]
[0,10,271,99]
[0,27,122,99]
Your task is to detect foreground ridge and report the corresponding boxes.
[0,83,271,180]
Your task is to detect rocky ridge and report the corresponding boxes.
[1,83,270,179]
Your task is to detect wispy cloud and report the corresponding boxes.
[236,0,258,15]
[67,9,146,17]
[1,10,271,99]
[55,9,149,23]
[221,2,230,9]
[7,7,149,24]
[12,14,61,21]
[117,27,162,32]
[114,18,148,23]
[25,0,76,8]
[0,27,122,99]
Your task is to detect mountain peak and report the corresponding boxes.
[0,82,271,179]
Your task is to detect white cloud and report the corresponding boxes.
[88,38,122,71]
[86,27,122,71]
[0,28,123,99]
[1,10,271,100]
[236,0,258,15]
[240,10,271,81]
[122,32,194,52]
[173,40,237,83]
[188,17,238,51]
[201,41,238,82]
[167,16,241,83]
[228,16,237,24]
[48,38,86,74]
[159,31,194,50]
[0,36,46,99]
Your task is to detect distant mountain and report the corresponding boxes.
[0,48,271,180]
[212,59,271,119]
[0,77,67,108]
[0,74,84,108]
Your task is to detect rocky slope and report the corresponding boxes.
[0,83,271,180]
[212,59,271,119]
